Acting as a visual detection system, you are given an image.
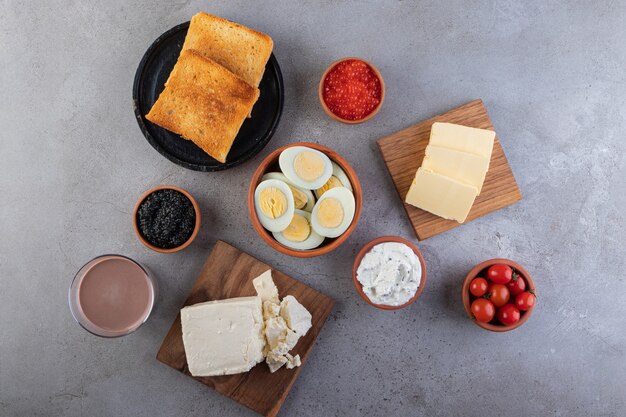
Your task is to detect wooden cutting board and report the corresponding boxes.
[156,240,335,417]
[377,99,522,240]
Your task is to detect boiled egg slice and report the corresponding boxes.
[279,146,333,190]
[254,179,295,232]
[272,209,325,250]
[262,172,315,212]
[314,161,353,199]
[311,187,355,238]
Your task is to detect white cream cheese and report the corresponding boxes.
[356,242,422,306]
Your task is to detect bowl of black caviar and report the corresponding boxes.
[133,185,200,253]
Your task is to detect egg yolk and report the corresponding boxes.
[316,175,343,197]
[317,198,344,228]
[294,151,325,182]
[288,185,308,210]
[282,214,311,242]
[259,187,288,219]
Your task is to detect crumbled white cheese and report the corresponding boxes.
[280,295,312,336]
[286,353,301,369]
[254,271,312,373]
[266,351,289,373]
[263,299,280,319]
[264,316,290,349]
[253,270,279,303]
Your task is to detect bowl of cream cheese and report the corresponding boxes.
[352,236,427,310]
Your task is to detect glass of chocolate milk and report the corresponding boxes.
[69,255,157,337]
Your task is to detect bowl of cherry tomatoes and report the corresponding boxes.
[462,259,536,332]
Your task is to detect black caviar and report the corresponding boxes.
[136,189,196,249]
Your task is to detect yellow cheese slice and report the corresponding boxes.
[421,145,490,193]
[405,168,478,223]
[429,122,495,160]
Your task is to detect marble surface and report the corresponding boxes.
[1,1,625,416]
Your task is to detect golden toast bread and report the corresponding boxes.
[181,12,273,87]
[146,50,260,163]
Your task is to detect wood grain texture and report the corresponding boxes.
[156,240,335,417]
[377,99,522,240]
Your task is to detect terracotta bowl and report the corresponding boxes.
[132,185,201,253]
[462,258,536,332]
[352,236,428,310]
[318,57,385,124]
[248,142,362,258]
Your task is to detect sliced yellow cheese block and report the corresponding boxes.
[429,122,495,160]
[422,145,490,193]
[405,168,478,223]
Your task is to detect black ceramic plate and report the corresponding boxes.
[133,22,284,171]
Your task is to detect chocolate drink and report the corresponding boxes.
[70,255,156,337]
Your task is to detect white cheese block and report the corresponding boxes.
[421,145,490,193]
[280,295,312,336]
[180,296,265,377]
[405,168,478,223]
[429,122,495,160]
[253,270,279,303]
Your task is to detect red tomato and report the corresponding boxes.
[471,298,495,323]
[506,271,526,296]
[515,292,536,311]
[469,277,488,297]
[486,283,510,307]
[497,304,520,325]
[487,264,513,284]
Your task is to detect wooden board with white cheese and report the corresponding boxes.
[156,240,335,417]
[377,99,522,240]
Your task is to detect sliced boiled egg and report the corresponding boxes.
[272,209,325,250]
[262,172,315,212]
[254,179,295,232]
[314,161,353,199]
[311,187,355,238]
[279,146,333,190]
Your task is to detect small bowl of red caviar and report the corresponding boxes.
[319,57,385,124]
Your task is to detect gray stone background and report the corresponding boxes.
[1,0,625,416]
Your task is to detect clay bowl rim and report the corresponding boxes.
[132,185,201,253]
[248,142,362,258]
[318,57,385,125]
[352,236,428,310]
[462,258,536,332]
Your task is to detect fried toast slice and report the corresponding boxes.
[181,12,273,87]
[146,50,260,163]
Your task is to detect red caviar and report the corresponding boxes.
[322,59,382,121]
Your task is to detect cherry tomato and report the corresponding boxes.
[515,291,536,311]
[486,283,510,307]
[506,271,526,296]
[471,298,496,323]
[469,277,488,297]
[487,264,513,284]
[497,303,520,325]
